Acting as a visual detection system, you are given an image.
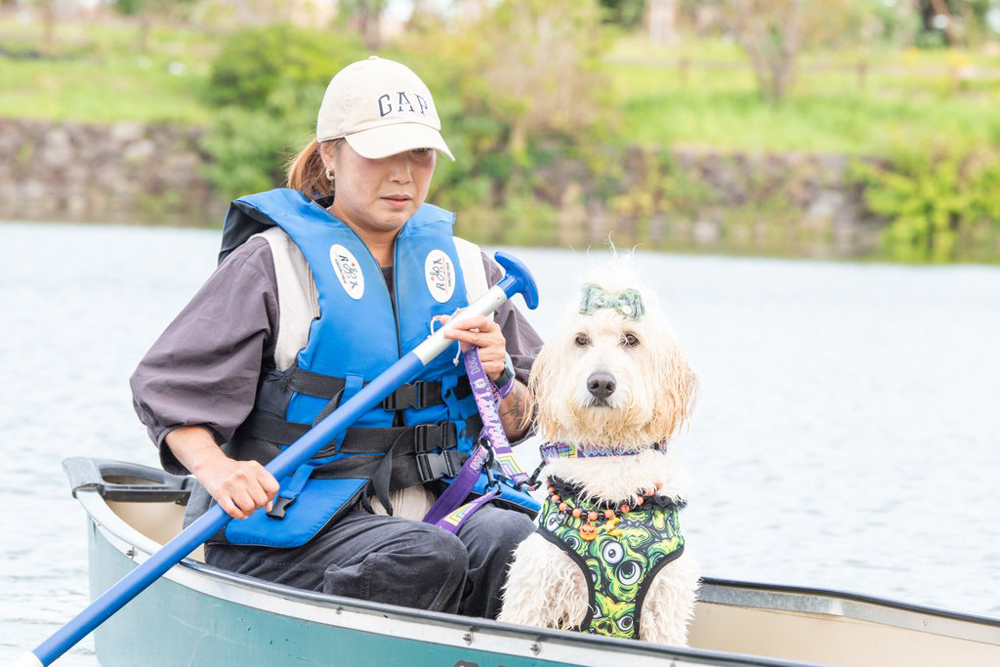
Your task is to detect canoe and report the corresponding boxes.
[64,457,1000,667]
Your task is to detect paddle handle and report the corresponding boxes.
[25,252,538,666]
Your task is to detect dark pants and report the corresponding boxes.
[205,503,535,619]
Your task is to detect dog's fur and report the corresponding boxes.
[500,262,700,645]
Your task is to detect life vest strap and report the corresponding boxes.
[285,366,471,410]
[239,412,473,454]
[265,462,314,519]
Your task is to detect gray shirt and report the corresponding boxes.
[130,236,544,475]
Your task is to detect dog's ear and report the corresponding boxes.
[671,351,699,433]
[526,340,557,439]
[652,342,699,441]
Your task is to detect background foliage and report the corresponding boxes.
[1,0,999,261]
[199,23,364,196]
[852,145,1000,262]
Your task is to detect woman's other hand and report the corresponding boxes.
[165,426,280,520]
[438,314,507,381]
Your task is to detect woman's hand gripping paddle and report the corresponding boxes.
[11,251,538,667]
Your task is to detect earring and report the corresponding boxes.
[325,168,335,182]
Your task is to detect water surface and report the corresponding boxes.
[1,222,998,664]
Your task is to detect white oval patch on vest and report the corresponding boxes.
[329,244,365,300]
[424,249,456,303]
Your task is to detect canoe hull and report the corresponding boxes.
[90,522,581,667]
[86,495,765,667]
[71,458,1000,667]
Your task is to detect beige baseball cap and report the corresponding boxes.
[316,56,454,161]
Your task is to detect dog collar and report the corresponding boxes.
[539,441,666,462]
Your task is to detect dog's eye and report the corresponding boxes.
[621,333,639,348]
[575,334,591,347]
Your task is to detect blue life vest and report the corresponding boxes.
[218,188,538,547]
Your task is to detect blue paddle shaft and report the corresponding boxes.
[30,251,538,665]
[32,352,423,665]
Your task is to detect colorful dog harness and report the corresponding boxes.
[536,477,686,639]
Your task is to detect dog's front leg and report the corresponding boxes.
[499,533,590,630]
[638,550,701,646]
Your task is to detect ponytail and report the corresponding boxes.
[287,138,339,199]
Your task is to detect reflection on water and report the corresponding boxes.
[1,221,998,664]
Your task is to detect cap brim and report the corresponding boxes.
[345,123,455,162]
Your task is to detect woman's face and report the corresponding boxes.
[322,141,437,236]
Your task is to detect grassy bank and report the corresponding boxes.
[4,17,1000,155]
[0,16,214,122]
[609,35,1000,155]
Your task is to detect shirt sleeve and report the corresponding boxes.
[481,253,545,384]
[129,238,279,475]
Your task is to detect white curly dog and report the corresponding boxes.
[500,265,700,645]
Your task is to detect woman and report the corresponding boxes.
[130,56,542,618]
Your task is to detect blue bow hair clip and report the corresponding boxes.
[579,282,645,321]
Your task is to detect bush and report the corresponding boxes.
[199,106,308,199]
[206,24,364,109]
[852,146,1000,263]
[200,24,365,200]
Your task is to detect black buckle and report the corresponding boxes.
[415,449,467,483]
[382,383,416,411]
[266,495,296,519]
[413,422,457,453]
[382,381,441,411]
[382,380,430,412]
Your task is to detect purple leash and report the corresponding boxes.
[423,348,529,533]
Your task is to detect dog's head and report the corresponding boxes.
[529,265,698,450]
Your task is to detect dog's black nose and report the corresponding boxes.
[587,372,616,400]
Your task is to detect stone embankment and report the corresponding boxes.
[0,118,881,257]
[0,118,221,226]
[544,147,879,257]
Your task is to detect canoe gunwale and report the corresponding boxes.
[80,487,811,667]
[699,577,1000,645]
